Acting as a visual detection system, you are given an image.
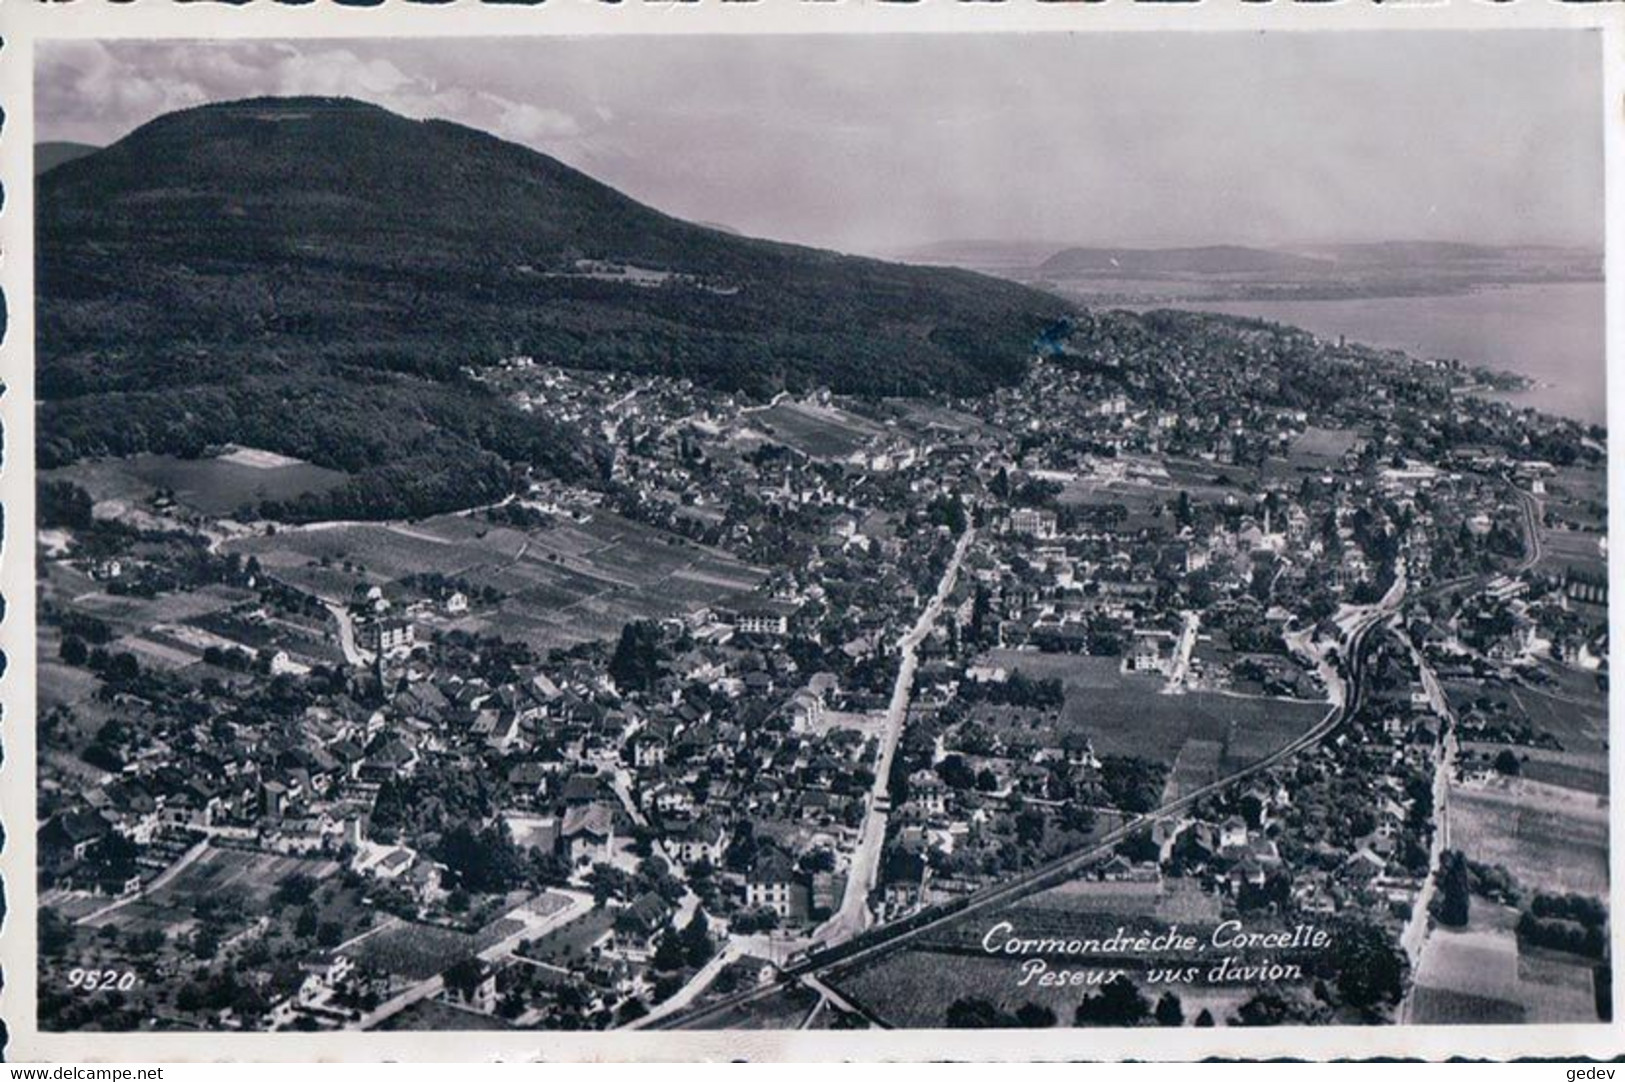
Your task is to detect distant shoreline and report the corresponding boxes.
[1048,275,1605,308]
[1105,280,1606,428]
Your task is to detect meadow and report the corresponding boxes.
[978,650,1326,768]
[748,401,886,460]
[1287,426,1360,465]
[47,449,347,518]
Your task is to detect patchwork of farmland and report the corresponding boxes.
[344,896,567,983]
[1538,527,1608,582]
[830,875,1313,1026]
[55,580,255,641]
[39,556,335,684]
[1508,686,1609,759]
[225,508,764,649]
[1446,679,1608,795]
[1407,917,1602,1025]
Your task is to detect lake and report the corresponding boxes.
[1122,281,1606,426]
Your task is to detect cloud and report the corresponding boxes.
[34,34,1602,252]
[36,40,582,152]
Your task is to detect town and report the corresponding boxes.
[37,308,1609,1031]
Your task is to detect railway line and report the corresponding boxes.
[654,581,1402,1030]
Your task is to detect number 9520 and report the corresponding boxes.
[67,968,138,992]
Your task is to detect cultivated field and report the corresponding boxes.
[1542,465,1608,534]
[830,945,1250,1028]
[1408,915,1600,1024]
[1468,743,1608,797]
[1538,526,1608,582]
[1510,686,1609,758]
[225,508,763,649]
[50,577,255,641]
[1448,776,1609,897]
[1445,679,1608,777]
[886,400,995,440]
[345,920,483,981]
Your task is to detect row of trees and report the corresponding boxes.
[945,983,1198,1029]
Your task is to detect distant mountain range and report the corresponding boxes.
[899,238,1601,303]
[36,97,1068,518]
[1040,245,1329,277]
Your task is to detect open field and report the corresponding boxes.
[1445,678,1608,764]
[1509,686,1609,757]
[749,401,886,460]
[225,508,763,649]
[1448,777,1608,897]
[49,578,255,641]
[41,553,342,684]
[1537,527,1608,582]
[1288,426,1360,465]
[37,655,103,711]
[1517,948,1604,1023]
[830,945,1250,1028]
[1542,465,1608,533]
[1407,984,1526,1025]
[980,651,1326,767]
[1162,458,1261,500]
[1409,916,1601,1024]
[885,399,996,440]
[47,450,347,518]
[1465,742,1608,797]
[1163,738,1226,802]
[1057,479,1167,516]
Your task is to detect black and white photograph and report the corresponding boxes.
[4,7,1619,1062]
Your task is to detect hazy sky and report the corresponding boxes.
[37,32,1603,257]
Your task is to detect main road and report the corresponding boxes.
[814,527,976,946]
[658,570,1407,1029]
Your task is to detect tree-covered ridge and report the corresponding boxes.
[38,98,1067,397]
[37,96,1070,519]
